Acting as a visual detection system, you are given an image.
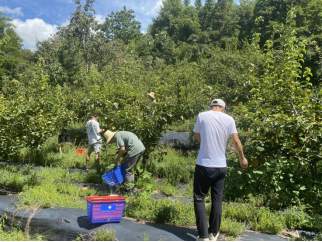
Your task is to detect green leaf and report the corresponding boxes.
[256,147,265,152]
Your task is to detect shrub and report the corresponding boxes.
[249,208,285,234]
[284,206,310,230]
[156,182,177,196]
[95,229,116,241]
[0,165,38,192]
[76,229,116,241]
[220,218,245,237]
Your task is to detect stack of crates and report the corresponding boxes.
[87,196,126,223]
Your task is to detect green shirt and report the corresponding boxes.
[115,131,145,158]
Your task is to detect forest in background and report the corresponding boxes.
[0,0,321,211]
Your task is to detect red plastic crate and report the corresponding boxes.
[75,148,87,156]
[87,196,126,224]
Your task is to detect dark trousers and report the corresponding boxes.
[125,151,144,183]
[193,165,227,238]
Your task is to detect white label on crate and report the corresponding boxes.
[101,204,116,211]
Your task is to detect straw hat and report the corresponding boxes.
[147,92,155,99]
[103,130,118,144]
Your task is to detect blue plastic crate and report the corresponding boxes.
[102,163,126,187]
[87,196,126,224]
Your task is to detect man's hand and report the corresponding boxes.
[239,157,248,169]
[113,158,119,165]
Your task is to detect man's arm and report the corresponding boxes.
[230,133,248,169]
[194,132,201,143]
[114,146,125,164]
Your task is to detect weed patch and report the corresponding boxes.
[17,180,102,209]
[156,182,176,196]
[35,167,87,183]
[220,218,245,237]
[149,147,195,186]
[124,194,195,226]
[0,165,38,192]
[248,207,285,234]
[76,229,116,241]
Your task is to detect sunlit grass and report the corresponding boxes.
[17,180,103,209]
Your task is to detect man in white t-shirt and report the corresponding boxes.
[193,99,248,241]
[86,114,105,171]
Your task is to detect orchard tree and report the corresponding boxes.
[149,0,201,43]
[252,0,292,44]
[0,60,74,160]
[183,0,191,6]
[195,0,202,10]
[0,12,24,85]
[252,0,322,85]
[212,0,240,49]
[60,0,98,74]
[100,6,142,44]
[298,0,322,86]
[35,35,69,85]
[198,0,215,31]
[227,10,322,210]
[238,0,256,42]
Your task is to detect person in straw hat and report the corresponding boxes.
[104,130,145,184]
[147,92,156,104]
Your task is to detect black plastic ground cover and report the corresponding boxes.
[0,195,198,241]
[239,231,287,241]
[0,195,289,241]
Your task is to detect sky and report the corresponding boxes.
[0,0,238,51]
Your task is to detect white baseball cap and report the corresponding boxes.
[210,99,226,108]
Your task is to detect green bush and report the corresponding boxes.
[124,195,155,220]
[152,148,195,186]
[23,136,84,168]
[156,182,177,196]
[284,206,310,230]
[220,218,245,237]
[0,165,38,192]
[94,229,116,241]
[154,199,195,226]
[249,208,285,234]
[223,202,255,222]
[124,194,195,226]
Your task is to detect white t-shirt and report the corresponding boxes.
[86,119,102,145]
[193,111,238,168]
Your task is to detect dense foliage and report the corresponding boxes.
[0,0,321,212]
